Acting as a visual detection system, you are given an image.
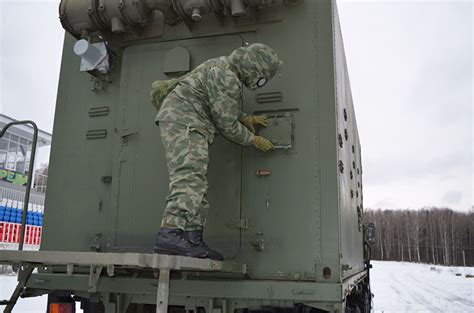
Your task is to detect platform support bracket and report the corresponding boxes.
[156,267,170,313]
[2,263,35,312]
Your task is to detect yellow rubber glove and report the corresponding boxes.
[241,115,269,134]
[253,136,274,152]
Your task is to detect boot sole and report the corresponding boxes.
[155,248,223,261]
[154,247,208,259]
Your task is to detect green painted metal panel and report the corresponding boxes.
[42,34,121,252]
[26,274,343,302]
[238,3,321,280]
[332,2,365,279]
[111,35,245,255]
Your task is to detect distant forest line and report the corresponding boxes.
[364,208,473,266]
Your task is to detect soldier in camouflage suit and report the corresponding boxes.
[154,43,281,260]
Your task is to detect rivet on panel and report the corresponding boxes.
[338,161,344,173]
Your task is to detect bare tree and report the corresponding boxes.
[365,207,473,266]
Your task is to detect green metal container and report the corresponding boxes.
[2,1,370,312]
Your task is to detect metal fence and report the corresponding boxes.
[0,186,45,207]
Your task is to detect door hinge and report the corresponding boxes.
[226,218,249,230]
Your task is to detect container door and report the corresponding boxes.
[112,35,244,257]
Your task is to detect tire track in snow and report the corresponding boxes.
[409,274,474,309]
[371,261,474,313]
[388,267,443,312]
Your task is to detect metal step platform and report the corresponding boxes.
[0,251,247,313]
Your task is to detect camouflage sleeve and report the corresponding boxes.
[239,111,248,120]
[205,67,255,146]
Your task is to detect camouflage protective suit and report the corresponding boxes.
[155,43,281,231]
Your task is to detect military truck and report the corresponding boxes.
[0,0,372,312]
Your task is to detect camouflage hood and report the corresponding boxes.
[228,43,281,90]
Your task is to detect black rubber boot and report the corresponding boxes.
[154,227,209,258]
[184,230,224,261]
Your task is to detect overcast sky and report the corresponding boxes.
[0,0,472,212]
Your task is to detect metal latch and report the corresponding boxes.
[226,218,248,230]
[117,128,138,145]
[90,233,102,252]
[119,128,137,139]
[250,231,264,251]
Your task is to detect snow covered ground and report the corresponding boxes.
[370,261,473,312]
[0,261,473,312]
[0,274,47,312]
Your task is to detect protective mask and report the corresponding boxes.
[244,77,268,90]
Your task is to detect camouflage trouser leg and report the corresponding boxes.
[159,122,210,230]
